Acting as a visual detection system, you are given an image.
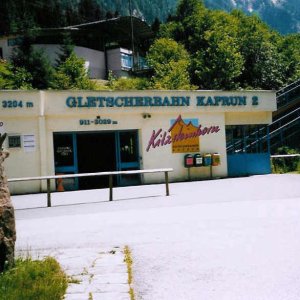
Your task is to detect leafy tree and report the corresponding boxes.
[51,52,95,90]
[0,60,12,89]
[232,11,284,89]
[10,33,54,89]
[158,1,293,90]
[0,60,32,90]
[190,10,244,89]
[147,38,193,90]
[278,34,300,84]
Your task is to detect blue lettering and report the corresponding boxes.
[206,96,214,106]
[153,97,162,106]
[66,96,76,108]
[97,97,105,107]
[87,96,96,107]
[196,96,206,106]
[162,96,170,106]
[106,97,114,107]
[181,97,190,106]
[115,97,124,107]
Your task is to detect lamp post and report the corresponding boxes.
[129,0,135,71]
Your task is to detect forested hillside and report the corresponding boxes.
[0,0,299,36]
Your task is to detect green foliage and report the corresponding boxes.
[0,256,68,300]
[191,10,244,89]
[0,60,12,89]
[56,33,75,65]
[107,71,149,90]
[51,52,96,90]
[147,38,193,90]
[10,34,54,89]
[278,34,300,84]
[233,11,284,89]
[272,146,300,174]
[158,1,297,90]
[0,60,32,90]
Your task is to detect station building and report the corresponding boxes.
[0,90,276,194]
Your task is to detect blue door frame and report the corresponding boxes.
[115,130,140,186]
[54,130,140,189]
[54,132,79,189]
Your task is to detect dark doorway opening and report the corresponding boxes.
[77,132,116,189]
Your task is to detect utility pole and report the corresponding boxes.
[129,0,135,71]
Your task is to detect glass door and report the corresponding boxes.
[53,133,78,190]
[116,130,140,186]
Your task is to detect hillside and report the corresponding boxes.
[99,0,299,34]
[0,0,298,36]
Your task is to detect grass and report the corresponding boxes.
[0,256,68,300]
[124,245,135,300]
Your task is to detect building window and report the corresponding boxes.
[121,53,133,69]
[137,56,149,70]
[8,135,21,148]
[0,48,3,59]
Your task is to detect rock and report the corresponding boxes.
[0,144,16,272]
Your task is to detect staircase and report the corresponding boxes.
[226,79,300,154]
[271,79,300,152]
[226,79,300,176]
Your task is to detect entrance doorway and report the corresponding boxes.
[53,130,140,190]
[77,132,116,189]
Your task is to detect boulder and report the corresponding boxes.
[0,135,16,272]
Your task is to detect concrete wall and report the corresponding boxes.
[34,44,106,79]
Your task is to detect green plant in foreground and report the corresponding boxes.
[0,256,68,300]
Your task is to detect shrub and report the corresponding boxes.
[272,146,300,173]
[0,256,68,300]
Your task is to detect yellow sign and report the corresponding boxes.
[169,116,200,153]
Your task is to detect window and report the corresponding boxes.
[8,135,21,148]
[0,48,3,59]
[121,53,132,69]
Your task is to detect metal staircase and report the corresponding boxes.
[226,79,300,154]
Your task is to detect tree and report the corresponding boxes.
[10,33,54,89]
[51,52,95,90]
[56,33,75,66]
[0,60,33,90]
[78,0,102,23]
[147,38,193,90]
[278,34,300,84]
[158,1,292,90]
[233,11,285,89]
[191,10,244,89]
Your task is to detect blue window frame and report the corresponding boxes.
[121,53,133,69]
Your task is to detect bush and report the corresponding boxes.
[272,146,300,173]
[0,256,68,300]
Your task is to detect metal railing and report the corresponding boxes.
[8,168,173,207]
[276,78,300,108]
[226,107,300,153]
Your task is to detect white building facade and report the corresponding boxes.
[0,90,276,194]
